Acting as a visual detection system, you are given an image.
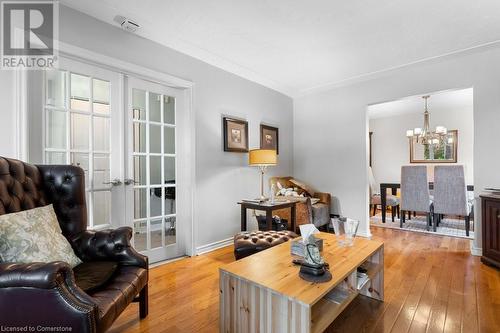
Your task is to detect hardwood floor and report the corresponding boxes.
[109,227,500,333]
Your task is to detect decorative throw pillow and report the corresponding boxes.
[0,205,82,268]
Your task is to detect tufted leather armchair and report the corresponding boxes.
[0,157,148,333]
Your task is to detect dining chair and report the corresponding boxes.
[369,167,400,222]
[432,165,473,236]
[400,165,433,230]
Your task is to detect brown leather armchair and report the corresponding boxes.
[0,157,148,333]
[269,177,331,231]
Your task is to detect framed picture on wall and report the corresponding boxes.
[260,124,279,154]
[223,117,249,152]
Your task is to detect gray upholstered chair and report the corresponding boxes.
[433,165,473,236]
[400,166,433,230]
[369,167,399,222]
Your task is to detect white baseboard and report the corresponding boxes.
[470,242,482,256]
[196,237,233,255]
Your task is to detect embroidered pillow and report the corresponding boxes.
[0,204,82,268]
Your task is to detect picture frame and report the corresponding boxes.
[223,117,249,152]
[410,129,458,163]
[260,124,279,154]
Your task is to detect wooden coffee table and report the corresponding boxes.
[219,232,384,333]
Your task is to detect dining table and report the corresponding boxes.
[380,182,474,223]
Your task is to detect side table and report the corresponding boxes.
[238,200,297,233]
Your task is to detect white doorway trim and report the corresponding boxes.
[15,41,196,256]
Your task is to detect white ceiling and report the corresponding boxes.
[367,88,473,119]
[61,0,500,97]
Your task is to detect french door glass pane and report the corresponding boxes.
[134,222,147,252]
[150,156,161,185]
[46,110,66,149]
[150,187,162,217]
[165,187,176,215]
[149,92,161,122]
[165,216,176,245]
[164,126,175,154]
[93,79,109,104]
[164,156,175,183]
[132,89,146,120]
[133,122,146,153]
[46,152,66,164]
[70,73,90,111]
[46,70,66,108]
[71,153,89,188]
[133,156,147,185]
[93,191,111,226]
[149,125,161,154]
[163,96,175,125]
[133,188,147,219]
[93,154,110,188]
[93,79,110,115]
[70,113,90,150]
[93,116,110,151]
[151,218,163,249]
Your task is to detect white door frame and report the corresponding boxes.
[15,41,196,256]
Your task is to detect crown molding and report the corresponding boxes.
[298,39,500,98]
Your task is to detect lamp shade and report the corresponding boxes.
[248,149,277,166]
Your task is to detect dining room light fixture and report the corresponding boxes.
[406,95,448,146]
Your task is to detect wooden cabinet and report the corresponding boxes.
[481,195,500,269]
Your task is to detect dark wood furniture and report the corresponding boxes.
[238,201,297,233]
[480,194,500,269]
[380,182,474,223]
[0,157,148,333]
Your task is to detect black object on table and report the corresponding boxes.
[238,201,297,232]
[379,182,474,223]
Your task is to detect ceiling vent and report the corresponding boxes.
[113,15,140,33]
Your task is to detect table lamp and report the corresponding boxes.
[249,149,277,201]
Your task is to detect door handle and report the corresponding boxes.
[124,178,139,185]
[103,179,122,186]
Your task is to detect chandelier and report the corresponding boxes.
[406,95,448,145]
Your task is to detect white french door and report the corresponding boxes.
[40,57,124,228]
[126,77,186,263]
[31,57,189,263]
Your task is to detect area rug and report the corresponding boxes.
[370,214,474,239]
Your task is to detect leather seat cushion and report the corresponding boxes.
[88,265,148,332]
[234,230,298,260]
[73,261,118,293]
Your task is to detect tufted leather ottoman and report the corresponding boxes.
[234,230,298,260]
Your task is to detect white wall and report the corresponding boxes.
[369,94,474,184]
[294,44,500,252]
[0,71,16,158]
[0,6,294,252]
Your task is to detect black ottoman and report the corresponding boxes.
[234,230,298,260]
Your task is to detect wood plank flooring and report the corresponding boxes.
[109,227,500,333]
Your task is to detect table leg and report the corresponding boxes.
[381,185,387,223]
[266,210,273,231]
[290,205,296,233]
[241,206,247,231]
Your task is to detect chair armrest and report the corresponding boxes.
[0,262,98,332]
[0,261,74,289]
[72,227,148,268]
